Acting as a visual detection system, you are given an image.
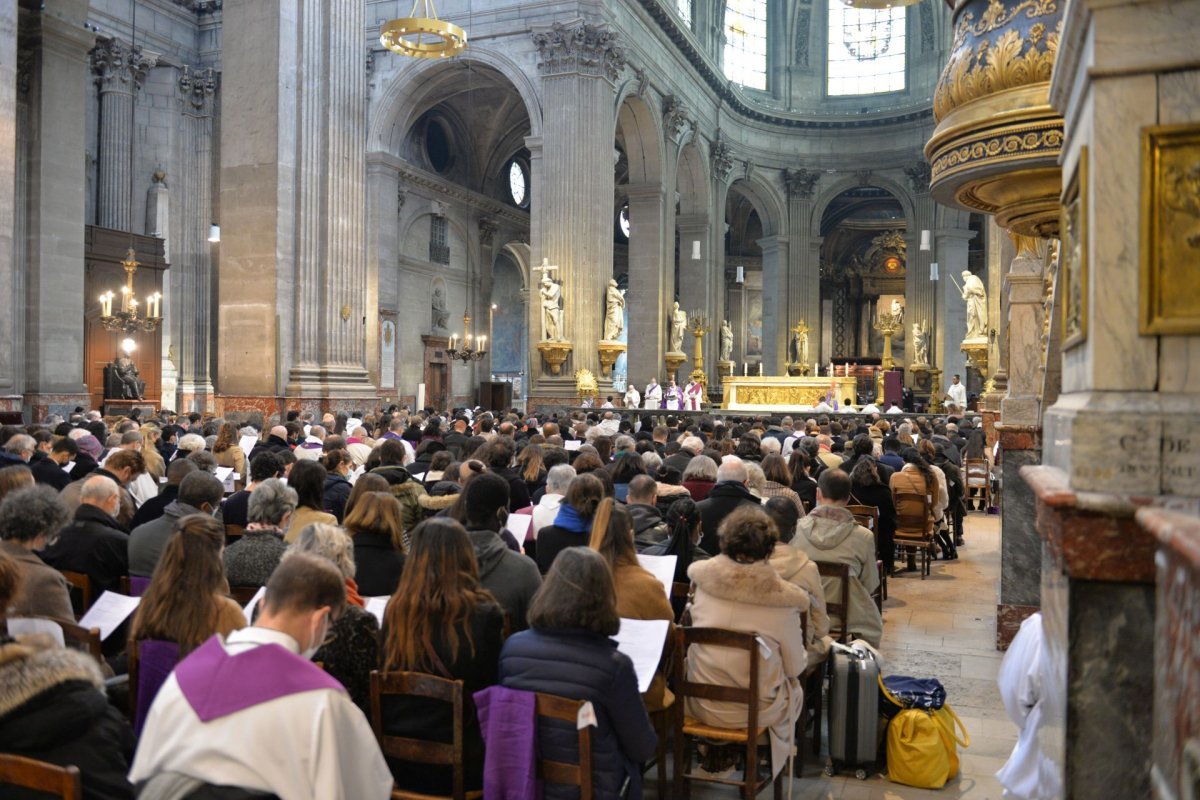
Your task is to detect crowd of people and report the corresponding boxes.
[0,403,989,798]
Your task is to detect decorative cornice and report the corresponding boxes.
[782,168,820,199]
[531,21,626,82]
[905,161,932,193]
[371,155,530,229]
[177,65,216,112]
[91,37,156,93]
[172,0,223,14]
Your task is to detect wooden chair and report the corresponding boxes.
[671,580,692,623]
[224,523,245,543]
[0,754,82,800]
[128,638,181,736]
[60,570,92,618]
[673,627,784,800]
[535,692,594,800]
[892,490,934,579]
[814,561,852,644]
[643,622,679,798]
[964,458,991,511]
[227,585,260,605]
[368,670,481,800]
[846,503,886,608]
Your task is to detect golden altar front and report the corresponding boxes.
[721,376,860,411]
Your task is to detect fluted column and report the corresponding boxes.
[905,189,937,373]
[759,234,789,375]
[626,182,668,384]
[174,66,216,411]
[91,37,153,232]
[783,169,821,347]
[529,20,623,394]
[0,0,19,406]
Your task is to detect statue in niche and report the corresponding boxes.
[961,271,988,340]
[539,273,564,342]
[668,302,687,353]
[912,320,930,366]
[603,279,625,341]
[790,329,809,366]
[431,285,449,332]
[719,319,734,362]
[114,356,145,400]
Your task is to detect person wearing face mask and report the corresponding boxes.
[321,449,354,524]
[41,474,131,595]
[129,553,393,799]
[128,471,225,577]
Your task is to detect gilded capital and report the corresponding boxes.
[91,38,156,93]
[531,21,626,81]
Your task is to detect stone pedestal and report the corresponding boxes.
[995,424,1042,648]
[597,341,624,377]
[663,351,687,381]
[537,341,572,377]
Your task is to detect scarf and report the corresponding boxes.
[553,503,592,534]
[344,578,365,608]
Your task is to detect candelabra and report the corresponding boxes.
[445,312,487,363]
[873,310,902,403]
[99,249,162,334]
[686,313,711,390]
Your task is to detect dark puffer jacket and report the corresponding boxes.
[0,638,136,799]
[498,627,657,799]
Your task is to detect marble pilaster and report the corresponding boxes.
[90,37,153,232]
[365,157,399,390]
[905,193,937,376]
[934,228,973,386]
[676,215,715,375]
[758,234,789,375]
[626,182,668,384]
[0,0,18,405]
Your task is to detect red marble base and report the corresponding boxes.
[997,423,1041,452]
[24,393,93,423]
[982,409,999,450]
[996,603,1039,650]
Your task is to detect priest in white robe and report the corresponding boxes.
[643,378,663,409]
[684,379,704,411]
[129,555,393,800]
[664,379,683,411]
[624,384,641,409]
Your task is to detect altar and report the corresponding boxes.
[722,376,859,411]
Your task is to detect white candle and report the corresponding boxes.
[743,363,748,376]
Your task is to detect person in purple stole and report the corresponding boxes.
[129,554,392,799]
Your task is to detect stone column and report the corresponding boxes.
[758,234,789,375]
[783,170,820,355]
[174,66,216,412]
[365,156,399,389]
[905,186,937,375]
[22,0,93,417]
[528,21,623,396]
[0,0,20,410]
[934,227,973,383]
[90,37,153,232]
[677,214,714,371]
[626,182,668,383]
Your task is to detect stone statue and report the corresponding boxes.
[791,329,809,366]
[912,320,930,366]
[431,286,449,332]
[114,356,145,400]
[719,319,733,362]
[603,279,625,341]
[890,298,904,324]
[961,270,988,340]
[540,274,564,342]
[668,302,687,353]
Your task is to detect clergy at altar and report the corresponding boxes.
[129,554,393,799]
[624,384,640,409]
[685,378,704,411]
[643,378,662,409]
[664,379,684,411]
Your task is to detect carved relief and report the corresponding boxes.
[934,19,1062,120]
[532,22,626,81]
[905,161,932,193]
[794,6,812,68]
[478,217,498,247]
[1060,146,1087,348]
[91,38,156,93]
[178,66,217,112]
[1140,124,1200,334]
[711,132,735,181]
[662,94,692,140]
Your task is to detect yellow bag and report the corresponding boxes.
[885,702,970,788]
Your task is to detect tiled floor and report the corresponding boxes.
[664,512,1018,799]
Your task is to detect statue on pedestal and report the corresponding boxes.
[961,270,988,340]
[431,286,449,332]
[719,319,733,362]
[539,273,564,342]
[912,320,930,366]
[668,302,687,353]
[602,279,625,341]
[113,356,145,400]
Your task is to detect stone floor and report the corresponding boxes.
[659,511,1017,799]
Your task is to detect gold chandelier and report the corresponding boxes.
[837,0,922,10]
[380,0,467,59]
[99,248,162,334]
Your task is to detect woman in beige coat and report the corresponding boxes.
[686,505,809,777]
[763,496,830,665]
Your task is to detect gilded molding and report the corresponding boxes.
[934,20,1061,121]
[1060,146,1087,349]
[1140,123,1200,334]
[928,121,1063,184]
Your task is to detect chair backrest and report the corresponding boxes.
[224,523,245,543]
[670,581,691,622]
[892,490,932,537]
[673,626,761,733]
[0,754,82,800]
[369,670,467,799]
[964,459,989,487]
[228,585,260,604]
[535,692,594,800]
[60,570,92,617]
[129,638,181,737]
[845,503,879,532]
[129,575,152,597]
[815,561,852,644]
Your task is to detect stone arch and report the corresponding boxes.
[728,175,785,238]
[809,172,916,236]
[676,139,710,217]
[615,92,665,186]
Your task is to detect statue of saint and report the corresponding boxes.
[719,319,733,362]
[540,274,564,342]
[890,298,904,324]
[431,286,449,332]
[603,279,625,341]
[912,320,930,366]
[791,329,809,366]
[668,302,687,353]
[114,356,145,400]
[961,271,988,340]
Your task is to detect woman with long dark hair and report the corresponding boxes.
[380,518,503,797]
[787,449,818,512]
[344,491,407,596]
[642,496,709,584]
[848,456,898,572]
[284,460,335,543]
[516,442,547,498]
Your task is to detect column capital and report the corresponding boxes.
[91,37,155,93]
[178,65,217,113]
[782,168,820,200]
[531,20,625,81]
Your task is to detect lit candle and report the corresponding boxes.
[99,293,109,317]
[758,362,763,377]
[120,286,130,312]
[150,293,161,318]
[478,335,487,349]
[450,334,458,350]
[743,362,748,377]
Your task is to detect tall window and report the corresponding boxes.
[827,1,906,97]
[675,0,692,27]
[723,0,768,90]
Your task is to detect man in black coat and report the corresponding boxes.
[663,435,703,475]
[695,456,760,555]
[128,458,197,530]
[626,475,668,550]
[478,436,530,513]
[247,425,292,462]
[30,437,76,492]
[41,474,130,595]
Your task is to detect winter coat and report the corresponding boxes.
[847,480,897,566]
[686,555,809,775]
[466,528,541,633]
[312,605,379,716]
[29,452,69,491]
[213,446,248,492]
[654,483,692,517]
[246,434,290,463]
[890,464,945,531]
[0,540,74,624]
[351,533,406,597]
[128,484,179,531]
[790,475,818,512]
[682,478,715,502]
[761,481,804,515]
[768,545,831,664]
[695,481,760,556]
[628,503,669,550]
[0,638,135,799]
[222,528,288,588]
[498,627,657,800]
[284,506,337,544]
[128,501,203,577]
[791,505,882,647]
[40,504,129,595]
[322,473,353,524]
[612,562,675,711]
[492,466,532,513]
[533,507,593,575]
[371,465,429,544]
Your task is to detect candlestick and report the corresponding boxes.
[758,362,763,377]
[743,362,748,377]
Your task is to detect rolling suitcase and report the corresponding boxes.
[826,642,881,779]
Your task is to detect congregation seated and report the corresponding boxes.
[42,474,129,596]
[533,471,605,573]
[29,434,75,491]
[223,478,293,588]
[321,449,354,523]
[498,547,657,799]
[846,452,898,572]
[763,496,831,665]
[0,550,136,799]
[283,523,377,713]
[695,456,759,555]
[368,439,428,539]
[283,460,336,544]
[685,505,810,780]
[529,462,574,543]
[378,518,504,796]
[626,473,669,549]
[128,470,224,578]
[642,496,710,581]
[0,463,34,502]
[761,453,805,515]
[129,553,393,798]
[342,485,407,597]
[459,472,541,631]
[792,469,883,647]
[221,451,283,528]
[129,458,195,530]
[0,485,73,623]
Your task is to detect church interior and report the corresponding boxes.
[0,0,1197,798]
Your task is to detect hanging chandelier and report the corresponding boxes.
[99,248,162,334]
[838,0,921,11]
[380,0,467,59]
[445,312,487,362]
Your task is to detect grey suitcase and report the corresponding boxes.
[826,643,880,779]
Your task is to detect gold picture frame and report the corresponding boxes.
[1140,123,1200,335]
[1060,146,1088,349]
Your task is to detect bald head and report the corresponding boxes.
[80,474,121,518]
[270,425,288,440]
[717,456,748,485]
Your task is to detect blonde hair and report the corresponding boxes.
[285,523,356,580]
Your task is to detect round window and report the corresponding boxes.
[508,160,527,207]
[619,205,630,238]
